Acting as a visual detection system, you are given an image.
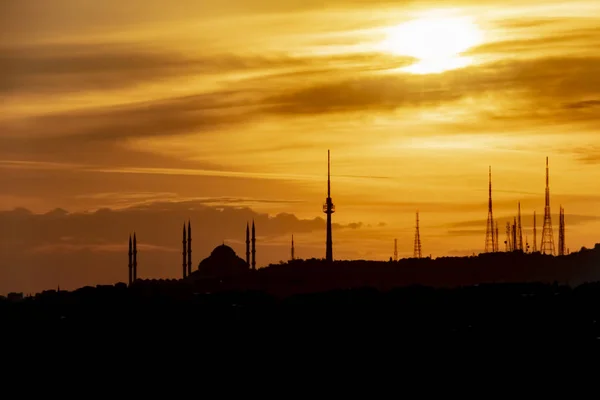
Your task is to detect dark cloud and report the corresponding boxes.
[0,42,327,94]
[0,200,362,294]
[563,100,600,110]
[570,145,600,164]
[264,55,600,127]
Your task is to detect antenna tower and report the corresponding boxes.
[517,202,523,251]
[291,234,295,261]
[558,206,565,256]
[413,211,422,259]
[505,222,512,252]
[323,150,335,262]
[533,212,537,252]
[494,222,499,252]
[541,157,555,255]
[394,238,398,262]
[485,166,495,253]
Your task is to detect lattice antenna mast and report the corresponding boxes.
[413,211,422,259]
[533,212,537,253]
[517,202,523,251]
[291,234,295,261]
[394,238,398,262]
[485,166,495,253]
[505,222,512,252]
[558,206,566,256]
[323,150,335,262]
[541,157,555,255]
[494,222,499,252]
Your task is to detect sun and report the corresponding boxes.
[380,15,483,74]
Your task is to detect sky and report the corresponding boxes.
[1,0,600,294]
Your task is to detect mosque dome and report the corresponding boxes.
[190,243,249,279]
[210,244,237,259]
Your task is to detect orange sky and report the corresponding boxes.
[1,0,600,293]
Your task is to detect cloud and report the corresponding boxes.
[0,200,363,294]
[262,55,600,127]
[571,146,600,164]
[466,28,600,56]
[0,41,336,95]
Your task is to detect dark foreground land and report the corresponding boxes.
[3,281,600,342]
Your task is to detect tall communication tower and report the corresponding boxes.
[517,202,523,251]
[393,238,398,262]
[558,206,566,256]
[485,166,495,253]
[533,212,537,253]
[323,150,335,262]
[541,157,555,255]
[414,211,422,259]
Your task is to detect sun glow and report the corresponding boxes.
[380,15,483,74]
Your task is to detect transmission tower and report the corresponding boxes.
[517,202,523,251]
[494,222,499,252]
[558,206,566,256]
[541,157,555,255]
[533,212,537,253]
[485,166,495,253]
[413,211,422,259]
[393,238,398,262]
[505,222,512,252]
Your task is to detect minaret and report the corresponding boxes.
[517,202,523,251]
[182,223,187,279]
[187,220,192,276]
[541,157,555,255]
[413,211,422,259]
[246,222,250,268]
[291,235,295,261]
[251,220,256,270]
[512,218,517,252]
[323,150,335,262]
[133,232,138,281]
[533,212,538,252]
[128,234,133,286]
[485,166,495,253]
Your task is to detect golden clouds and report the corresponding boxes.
[1,0,600,268]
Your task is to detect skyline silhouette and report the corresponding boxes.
[1,149,597,294]
[2,1,600,295]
